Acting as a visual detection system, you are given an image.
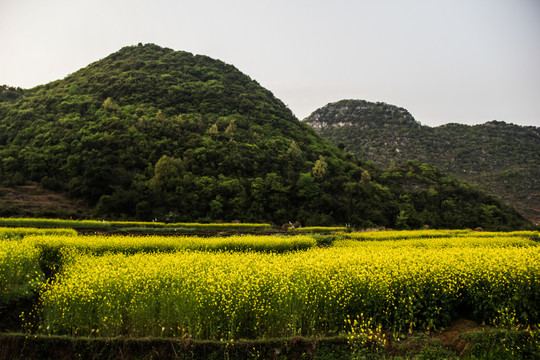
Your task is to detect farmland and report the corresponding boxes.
[1,226,539,359]
[0,217,272,232]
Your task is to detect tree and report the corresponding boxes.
[209,123,218,138]
[102,97,118,112]
[296,173,319,200]
[396,210,409,229]
[312,156,328,180]
[287,140,302,162]
[224,119,236,139]
[360,170,371,184]
[209,195,224,219]
[151,155,184,192]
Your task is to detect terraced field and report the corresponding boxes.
[1,226,539,359]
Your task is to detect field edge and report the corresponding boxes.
[1,324,538,359]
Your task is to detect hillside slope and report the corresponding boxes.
[304,99,540,224]
[0,45,533,229]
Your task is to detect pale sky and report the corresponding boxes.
[1,0,539,127]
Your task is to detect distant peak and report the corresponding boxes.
[481,120,518,128]
[304,99,420,131]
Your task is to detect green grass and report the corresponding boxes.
[292,226,348,233]
[0,217,272,231]
[1,328,538,359]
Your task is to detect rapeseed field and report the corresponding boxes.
[21,231,538,340]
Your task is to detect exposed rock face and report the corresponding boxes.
[305,100,418,131]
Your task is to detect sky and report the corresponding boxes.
[1,0,539,127]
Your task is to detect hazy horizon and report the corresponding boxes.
[1,0,539,127]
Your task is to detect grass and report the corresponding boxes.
[1,327,538,359]
[0,217,272,231]
[291,226,348,233]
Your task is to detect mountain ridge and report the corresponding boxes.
[0,45,534,229]
[304,99,540,224]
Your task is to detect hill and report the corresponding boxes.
[0,184,90,218]
[0,45,533,230]
[304,99,540,224]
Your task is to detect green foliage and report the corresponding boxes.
[0,217,271,231]
[461,329,540,360]
[305,99,540,225]
[0,46,534,230]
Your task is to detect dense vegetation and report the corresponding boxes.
[3,231,538,344]
[2,228,539,359]
[37,239,538,339]
[304,99,540,224]
[0,45,533,230]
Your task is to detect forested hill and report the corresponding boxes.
[0,45,533,229]
[304,99,540,225]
